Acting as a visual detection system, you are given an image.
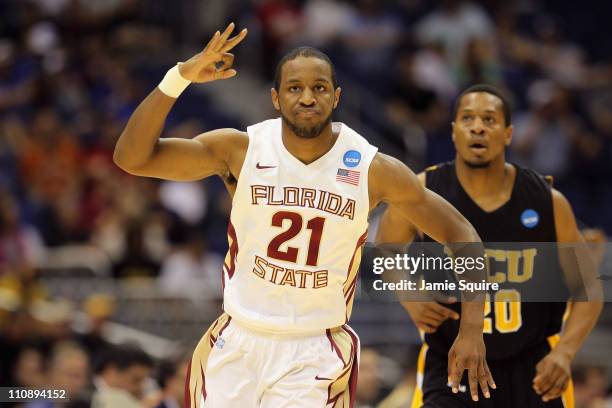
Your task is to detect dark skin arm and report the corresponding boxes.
[532,189,603,402]
[113,23,248,184]
[369,154,493,401]
[376,173,460,334]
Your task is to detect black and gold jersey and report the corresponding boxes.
[422,161,569,360]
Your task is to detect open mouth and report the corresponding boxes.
[469,142,488,154]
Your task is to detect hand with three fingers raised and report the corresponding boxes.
[178,22,247,83]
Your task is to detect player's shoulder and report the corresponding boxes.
[194,128,248,152]
[194,128,247,143]
[369,152,423,202]
[371,151,397,166]
[421,161,454,187]
[370,153,427,187]
[370,152,410,177]
[424,161,453,174]
[512,163,554,195]
[193,129,248,175]
[550,187,571,212]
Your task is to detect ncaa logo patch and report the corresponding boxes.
[215,337,225,349]
[343,150,361,168]
[521,209,539,228]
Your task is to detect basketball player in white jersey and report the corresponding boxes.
[114,23,494,407]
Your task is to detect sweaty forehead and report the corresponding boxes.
[280,57,333,85]
[458,92,504,115]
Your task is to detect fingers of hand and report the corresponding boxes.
[215,69,237,80]
[467,361,480,401]
[447,352,462,394]
[220,29,248,53]
[478,362,491,399]
[484,361,496,390]
[542,376,568,402]
[211,53,236,80]
[533,362,554,395]
[214,23,248,53]
[431,303,460,320]
[416,322,436,333]
[532,359,547,390]
[422,310,446,327]
[205,22,245,54]
[205,31,221,52]
[415,310,445,332]
[537,366,565,398]
[217,53,235,70]
[216,22,236,49]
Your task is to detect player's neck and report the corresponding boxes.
[281,122,337,165]
[455,157,513,197]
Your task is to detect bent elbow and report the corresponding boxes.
[112,147,141,174]
[466,223,482,243]
[112,148,130,171]
[449,219,482,244]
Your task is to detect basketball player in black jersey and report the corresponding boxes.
[377,84,602,407]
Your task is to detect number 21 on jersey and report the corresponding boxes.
[267,211,326,267]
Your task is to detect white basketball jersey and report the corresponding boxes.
[222,118,378,334]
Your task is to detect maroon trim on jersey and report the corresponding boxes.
[184,360,192,408]
[344,280,357,305]
[343,230,368,285]
[343,325,360,408]
[208,318,221,347]
[189,316,232,406]
[343,230,368,298]
[325,355,352,406]
[219,316,232,336]
[326,329,348,367]
[200,363,206,400]
[209,316,232,349]
[324,326,360,407]
[226,221,239,279]
[221,266,226,290]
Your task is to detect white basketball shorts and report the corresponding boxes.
[185,313,360,408]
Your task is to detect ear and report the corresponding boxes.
[271,88,280,111]
[504,124,513,146]
[333,87,341,109]
[451,121,456,143]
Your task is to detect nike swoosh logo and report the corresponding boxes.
[256,162,277,169]
[315,375,332,381]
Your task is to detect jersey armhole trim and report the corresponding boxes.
[231,130,254,209]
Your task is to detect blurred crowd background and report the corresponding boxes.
[1,0,612,407]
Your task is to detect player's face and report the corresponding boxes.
[271,56,341,139]
[452,92,512,168]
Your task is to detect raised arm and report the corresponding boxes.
[369,153,494,401]
[113,23,248,181]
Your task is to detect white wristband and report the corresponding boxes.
[158,64,191,98]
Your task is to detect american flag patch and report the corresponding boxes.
[336,168,360,186]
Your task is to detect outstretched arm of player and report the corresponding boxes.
[113,23,248,181]
[532,189,603,402]
[370,153,494,401]
[375,177,460,334]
